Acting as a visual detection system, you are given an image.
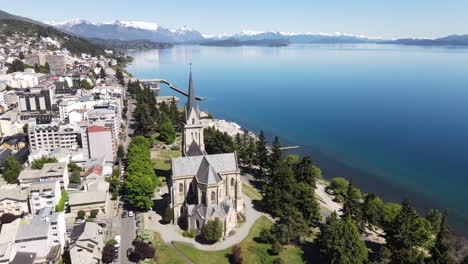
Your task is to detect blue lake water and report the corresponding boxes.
[126,44,468,234]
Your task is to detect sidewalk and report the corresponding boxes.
[143,193,272,251]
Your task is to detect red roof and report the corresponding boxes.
[88,125,111,133]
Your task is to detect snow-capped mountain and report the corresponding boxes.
[209,30,383,43]
[50,19,205,43]
[49,19,383,44]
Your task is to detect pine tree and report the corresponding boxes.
[268,136,283,175]
[262,165,296,217]
[318,212,368,264]
[384,198,431,264]
[294,156,317,188]
[294,182,321,225]
[428,211,455,264]
[256,130,268,180]
[341,179,363,226]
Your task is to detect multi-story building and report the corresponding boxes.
[18,162,69,190]
[14,208,66,263]
[87,124,116,162]
[16,81,55,112]
[27,118,79,152]
[28,180,61,214]
[0,186,29,216]
[69,222,103,264]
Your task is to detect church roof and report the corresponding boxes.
[186,141,204,157]
[196,157,222,185]
[172,153,238,179]
[185,70,197,118]
[188,200,233,220]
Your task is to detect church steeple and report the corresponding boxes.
[186,64,197,117]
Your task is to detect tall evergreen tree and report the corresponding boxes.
[341,179,363,227]
[384,198,431,264]
[318,212,368,264]
[268,136,283,175]
[262,165,296,217]
[294,156,317,188]
[256,130,268,180]
[361,193,384,231]
[428,211,455,264]
[270,206,308,245]
[294,182,321,225]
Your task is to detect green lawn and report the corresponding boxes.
[151,148,182,171]
[152,232,186,264]
[173,216,307,264]
[242,183,263,201]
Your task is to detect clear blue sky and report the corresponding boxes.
[2,0,467,38]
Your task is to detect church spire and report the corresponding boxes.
[186,63,197,114]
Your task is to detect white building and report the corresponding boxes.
[14,208,66,263]
[18,162,69,190]
[28,180,61,214]
[28,118,80,152]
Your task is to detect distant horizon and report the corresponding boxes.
[44,18,461,41]
[2,0,468,39]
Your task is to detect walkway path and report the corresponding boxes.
[143,189,272,251]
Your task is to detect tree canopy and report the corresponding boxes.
[2,155,23,184]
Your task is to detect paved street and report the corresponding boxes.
[119,214,136,264]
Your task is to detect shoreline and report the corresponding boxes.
[125,61,468,238]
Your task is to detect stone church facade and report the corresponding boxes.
[169,71,244,236]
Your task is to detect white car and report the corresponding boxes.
[114,235,121,248]
[128,211,134,217]
[76,219,85,224]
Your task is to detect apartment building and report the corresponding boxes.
[18,162,69,190]
[28,180,61,214]
[27,118,79,152]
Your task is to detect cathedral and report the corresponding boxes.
[169,71,244,236]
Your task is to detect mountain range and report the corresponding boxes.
[3,9,468,47]
[50,19,385,44]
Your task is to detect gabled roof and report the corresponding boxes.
[186,141,204,157]
[195,157,222,185]
[172,153,238,179]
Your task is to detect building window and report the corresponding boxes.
[230,178,235,187]
[192,118,195,124]
[211,191,216,202]
[179,183,183,192]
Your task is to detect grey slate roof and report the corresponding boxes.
[186,141,204,157]
[195,157,222,185]
[188,199,233,220]
[172,153,238,179]
[185,71,197,117]
[0,186,28,202]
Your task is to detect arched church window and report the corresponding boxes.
[230,178,235,187]
[192,118,195,124]
[211,191,216,202]
[179,183,183,192]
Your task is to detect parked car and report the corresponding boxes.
[126,248,133,257]
[136,221,141,227]
[118,203,123,209]
[121,211,127,218]
[326,188,335,195]
[76,219,85,224]
[115,235,121,248]
[128,211,134,217]
[98,222,107,228]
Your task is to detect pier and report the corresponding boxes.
[134,78,206,101]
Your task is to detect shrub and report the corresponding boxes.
[329,177,349,195]
[163,206,173,223]
[131,240,155,261]
[334,195,345,203]
[55,191,68,212]
[258,228,275,244]
[105,239,117,247]
[271,241,283,255]
[182,230,196,238]
[138,259,156,264]
[237,213,246,224]
[77,210,86,220]
[90,209,99,218]
[136,229,155,243]
[232,245,243,264]
[272,258,285,264]
[31,156,58,169]
[201,218,223,244]
[101,245,115,263]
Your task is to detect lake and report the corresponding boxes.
[126,44,468,234]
